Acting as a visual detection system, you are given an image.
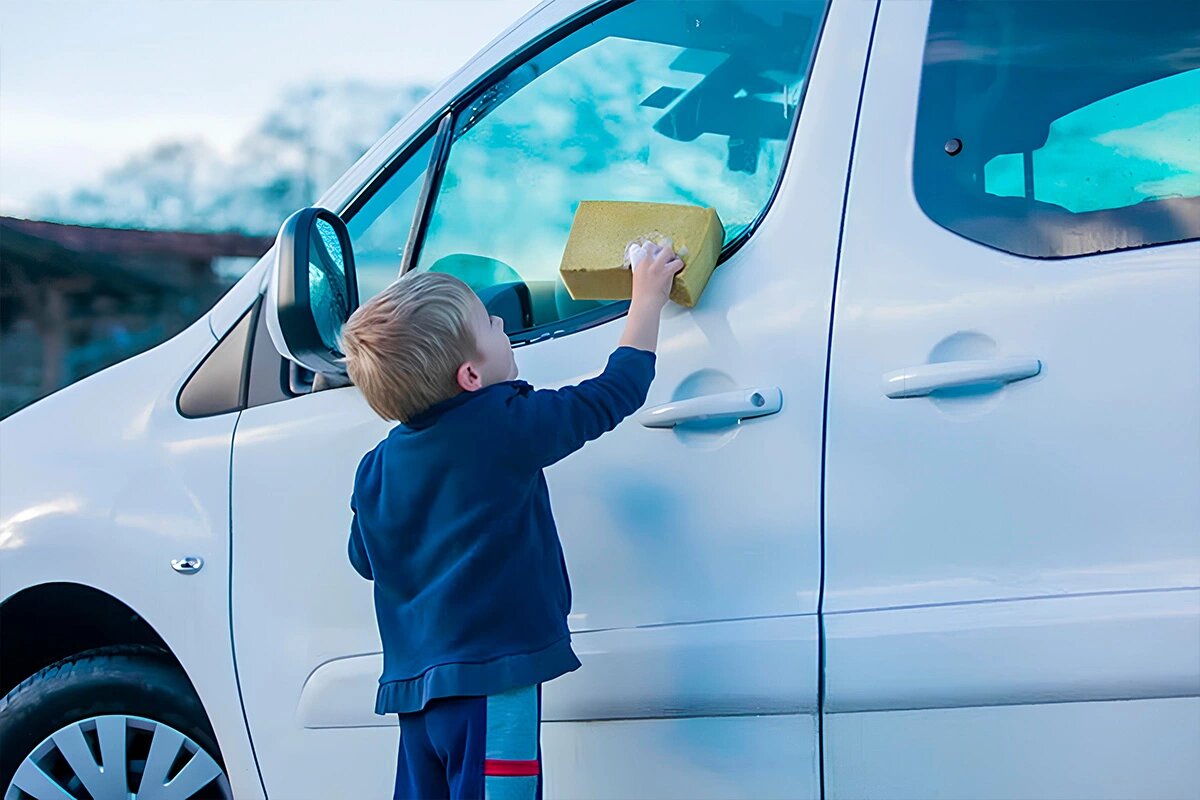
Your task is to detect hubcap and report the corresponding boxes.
[5,714,232,800]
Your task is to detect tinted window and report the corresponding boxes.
[914,0,1200,258]
[178,305,253,418]
[412,0,828,334]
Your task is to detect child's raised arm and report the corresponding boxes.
[502,243,683,470]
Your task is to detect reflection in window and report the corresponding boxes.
[914,0,1200,258]
[414,0,827,331]
[983,69,1200,214]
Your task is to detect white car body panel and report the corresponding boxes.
[541,714,818,800]
[826,697,1200,800]
[822,1,1200,796]
[0,314,267,799]
[229,385,395,799]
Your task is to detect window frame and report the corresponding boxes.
[341,0,831,346]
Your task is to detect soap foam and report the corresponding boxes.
[622,231,687,270]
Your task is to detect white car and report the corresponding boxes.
[3,0,1198,798]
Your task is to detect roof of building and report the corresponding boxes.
[0,216,273,260]
[0,216,274,295]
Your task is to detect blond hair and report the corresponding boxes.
[337,271,480,422]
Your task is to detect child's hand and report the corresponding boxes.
[628,242,685,311]
[617,241,686,352]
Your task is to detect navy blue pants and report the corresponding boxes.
[393,684,543,800]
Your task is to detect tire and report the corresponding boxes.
[0,644,232,799]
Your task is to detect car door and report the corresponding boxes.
[228,143,437,800]
[402,2,873,797]
[822,2,1200,798]
[230,1,873,797]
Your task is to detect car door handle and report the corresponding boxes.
[883,357,1042,399]
[637,387,783,428]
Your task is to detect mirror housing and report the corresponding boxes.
[265,207,359,375]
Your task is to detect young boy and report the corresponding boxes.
[339,242,684,800]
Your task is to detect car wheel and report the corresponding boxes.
[0,644,232,799]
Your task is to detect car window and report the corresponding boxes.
[411,0,829,337]
[914,0,1200,258]
[177,303,254,418]
[346,134,436,301]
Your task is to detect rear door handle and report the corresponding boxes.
[883,357,1042,399]
[638,386,783,428]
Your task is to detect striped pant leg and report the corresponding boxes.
[482,683,541,800]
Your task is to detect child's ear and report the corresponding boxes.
[456,360,483,392]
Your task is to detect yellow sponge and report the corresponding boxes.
[558,201,725,308]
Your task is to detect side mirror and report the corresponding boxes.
[265,207,358,375]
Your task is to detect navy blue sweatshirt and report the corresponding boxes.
[348,345,656,714]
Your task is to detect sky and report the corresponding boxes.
[0,0,538,218]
